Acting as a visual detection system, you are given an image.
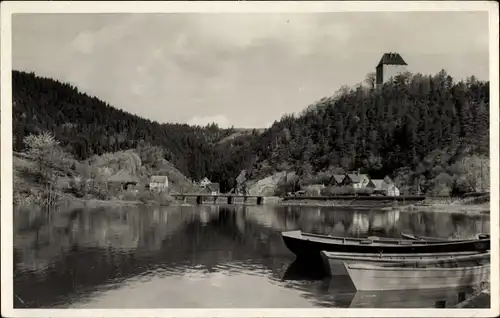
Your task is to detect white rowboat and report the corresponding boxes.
[342,252,490,291]
[320,250,482,276]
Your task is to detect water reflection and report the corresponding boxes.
[349,287,477,308]
[13,204,489,308]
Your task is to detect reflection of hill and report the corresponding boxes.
[14,206,290,307]
[14,206,198,272]
[13,204,490,308]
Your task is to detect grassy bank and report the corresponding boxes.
[278,199,394,209]
[13,145,191,211]
[277,196,490,214]
[389,202,490,214]
[16,192,186,212]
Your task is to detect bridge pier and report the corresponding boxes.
[435,300,447,308]
[458,292,466,303]
[178,194,263,205]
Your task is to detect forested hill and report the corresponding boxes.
[12,70,490,194]
[241,70,489,195]
[12,70,239,182]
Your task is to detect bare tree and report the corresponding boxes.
[364,72,376,89]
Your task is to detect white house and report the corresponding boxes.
[343,172,373,189]
[371,179,400,196]
[199,177,211,188]
[149,175,169,192]
[206,183,220,195]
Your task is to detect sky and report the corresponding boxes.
[12,11,489,128]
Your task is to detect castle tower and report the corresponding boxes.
[375,52,408,88]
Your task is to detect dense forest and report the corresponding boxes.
[12,70,490,194]
[12,71,238,184]
[248,71,489,186]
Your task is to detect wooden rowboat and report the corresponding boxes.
[281,230,490,259]
[342,252,490,291]
[320,250,482,276]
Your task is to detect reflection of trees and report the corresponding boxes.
[398,212,489,239]
[14,206,289,307]
[349,286,476,308]
[14,204,489,308]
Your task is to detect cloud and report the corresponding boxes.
[187,115,231,128]
[71,31,95,54]
[12,12,489,128]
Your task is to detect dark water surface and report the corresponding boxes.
[13,204,490,308]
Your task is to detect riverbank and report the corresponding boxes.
[276,198,489,214]
[382,202,490,215]
[14,193,188,213]
[277,199,392,209]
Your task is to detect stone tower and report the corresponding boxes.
[375,52,408,88]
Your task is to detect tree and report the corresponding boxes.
[23,131,71,181]
[364,72,376,89]
[460,155,490,192]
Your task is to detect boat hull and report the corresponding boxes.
[320,251,481,276]
[281,231,490,260]
[343,254,491,291]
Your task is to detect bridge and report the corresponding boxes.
[172,193,265,205]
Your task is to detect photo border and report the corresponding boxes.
[1,1,499,317]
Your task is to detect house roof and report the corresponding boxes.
[331,174,346,184]
[206,183,220,192]
[371,179,389,190]
[346,173,368,183]
[377,52,407,67]
[107,170,139,183]
[150,175,168,183]
[200,177,211,183]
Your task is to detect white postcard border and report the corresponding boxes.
[1,1,498,317]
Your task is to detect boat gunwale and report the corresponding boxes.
[343,255,491,272]
[401,232,490,241]
[320,252,484,264]
[343,262,490,273]
[320,250,480,258]
[282,231,488,247]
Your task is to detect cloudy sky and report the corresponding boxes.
[12,11,489,128]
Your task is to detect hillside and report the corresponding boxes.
[12,71,236,182]
[241,71,490,196]
[12,69,490,197]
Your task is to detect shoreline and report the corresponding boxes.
[15,195,490,215]
[385,202,490,215]
[275,199,489,214]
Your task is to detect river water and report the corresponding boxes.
[13,204,490,308]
